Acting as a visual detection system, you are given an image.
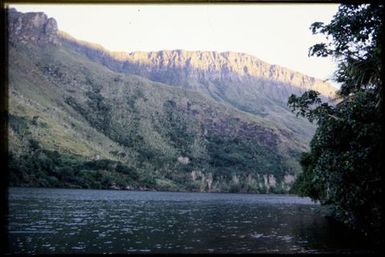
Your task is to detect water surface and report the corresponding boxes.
[8,187,377,254]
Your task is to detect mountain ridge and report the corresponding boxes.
[8,7,336,104]
[59,31,336,99]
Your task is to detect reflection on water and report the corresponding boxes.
[7,187,377,254]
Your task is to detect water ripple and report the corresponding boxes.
[7,187,376,254]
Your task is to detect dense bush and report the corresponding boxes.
[289,4,383,235]
[9,147,142,189]
[207,135,285,180]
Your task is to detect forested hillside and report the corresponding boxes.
[7,8,336,193]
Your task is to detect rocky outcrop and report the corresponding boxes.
[122,50,335,97]
[8,8,59,45]
[177,156,190,164]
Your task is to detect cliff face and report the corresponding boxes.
[8,8,59,45]
[60,34,336,103]
[120,50,335,97]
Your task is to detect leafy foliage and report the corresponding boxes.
[289,4,383,234]
[309,4,383,104]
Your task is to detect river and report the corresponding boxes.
[7,187,377,254]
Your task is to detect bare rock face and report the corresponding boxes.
[60,36,336,103]
[177,156,190,165]
[8,8,59,45]
[122,50,334,96]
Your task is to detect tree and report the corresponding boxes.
[288,4,383,235]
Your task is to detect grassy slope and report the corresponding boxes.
[60,36,316,152]
[8,41,312,193]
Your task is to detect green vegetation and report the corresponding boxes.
[9,149,148,189]
[289,4,383,235]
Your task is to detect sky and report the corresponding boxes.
[11,4,340,88]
